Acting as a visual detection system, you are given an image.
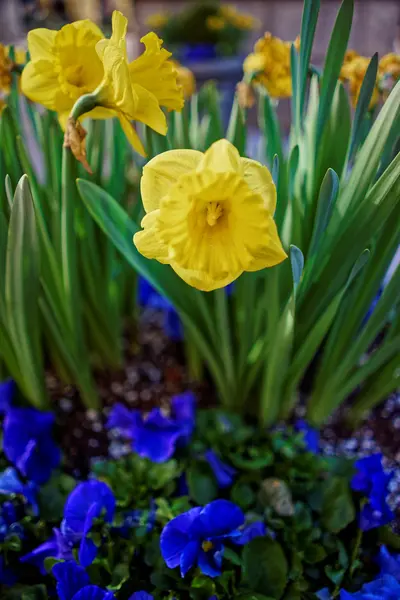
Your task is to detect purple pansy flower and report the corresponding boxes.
[205,450,237,488]
[160,499,245,578]
[0,379,14,415]
[233,521,267,545]
[351,454,394,531]
[0,500,24,542]
[0,467,38,514]
[0,555,17,586]
[52,561,115,600]
[295,420,320,453]
[3,407,61,484]
[61,481,116,567]
[20,528,73,574]
[138,277,183,341]
[377,545,400,582]
[107,392,195,463]
[340,574,400,598]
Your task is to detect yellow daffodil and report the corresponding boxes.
[7,45,27,66]
[146,12,169,29]
[134,139,287,292]
[21,11,183,155]
[170,60,196,98]
[206,16,226,31]
[340,53,380,108]
[21,19,105,126]
[243,33,299,98]
[0,43,12,94]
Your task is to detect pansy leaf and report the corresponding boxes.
[243,538,288,598]
[321,477,355,533]
[187,463,217,505]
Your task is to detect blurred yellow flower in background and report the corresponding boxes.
[145,12,169,29]
[134,139,287,292]
[0,43,12,94]
[206,16,226,31]
[171,60,196,98]
[21,19,104,126]
[379,53,400,98]
[340,53,380,108]
[243,33,299,98]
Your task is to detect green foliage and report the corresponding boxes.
[0,98,138,408]
[243,538,288,598]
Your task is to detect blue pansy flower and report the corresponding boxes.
[315,589,331,600]
[107,392,195,463]
[20,528,73,574]
[128,594,154,600]
[340,574,400,599]
[0,556,17,586]
[294,420,320,453]
[61,481,116,567]
[205,450,236,488]
[0,467,38,514]
[52,560,115,600]
[138,277,183,341]
[160,499,245,577]
[3,407,61,484]
[0,379,14,415]
[377,545,400,582]
[351,454,394,531]
[0,500,24,542]
[233,521,267,545]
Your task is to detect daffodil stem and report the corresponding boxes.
[70,93,98,122]
[215,288,235,407]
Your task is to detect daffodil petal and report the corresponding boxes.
[26,28,56,61]
[141,149,203,213]
[132,83,167,136]
[133,211,170,263]
[118,114,146,156]
[198,139,242,173]
[109,10,127,55]
[241,157,276,214]
[246,217,288,271]
[129,32,184,112]
[21,60,58,109]
[171,262,240,292]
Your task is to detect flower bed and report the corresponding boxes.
[1,381,400,599]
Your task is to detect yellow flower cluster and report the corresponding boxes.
[134,139,287,291]
[340,50,400,108]
[21,11,184,155]
[0,44,26,113]
[145,12,169,30]
[243,33,300,98]
[220,5,260,31]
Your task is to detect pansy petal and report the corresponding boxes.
[140,149,203,213]
[198,500,244,538]
[79,536,98,568]
[198,547,223,578]
[198,139,241,173]
[129,593,154,600]
[106,403,137,435]
[0,379,14,415]
[241,157,276,214]
[160,507,202,568]
[52,560,89,600]
[26,28,56,61]
[63,481,116,534]
[180,540,200,577]
[73,586,116,600]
